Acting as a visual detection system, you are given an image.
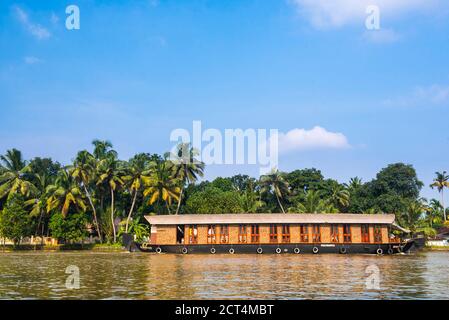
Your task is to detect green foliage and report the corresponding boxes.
[49,212,88,242]
[0,141,446,243]
[118,217,150,242]
[186,187,243,214]
[0,194,31,244]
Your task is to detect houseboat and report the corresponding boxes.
[130,214,414,255]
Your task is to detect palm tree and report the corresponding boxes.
[70,150,102,242]
[241,180,264,213]
[328,183,350,209]
[96,157,124,243]
[426,199,444,228]
[288,190,335,213]
[0,149,37,199]
[46,169,87,217]
[122,153,152,232]
[346,177,362,191]
[260,169,289,213]
[92,139,118,160]
[24,169,53,237]
[430,171,449,221]
[143,159,180,214]
[169,143,205,215]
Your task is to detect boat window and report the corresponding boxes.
[269,224,278,243]
[207,225,216,244]
[300,225,309,243]
[331,225,340,243]
[176,225,185,244]
[374,225,382,243]
[187,225,198,244]
[220,225,229,244]
[312,224,321,243]
[238,225,247,244]
[251,225,260,243]
[361,225,370,243]
[343,224,352,243]
[281,225,290,243]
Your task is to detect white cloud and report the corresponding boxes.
[290,0,441,29]
[24,56,43,64]
[383,84,449,107]
[270,126,351,154]
[363,28,401,44]
[15,7,51,40]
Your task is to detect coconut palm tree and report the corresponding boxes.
[169,143,205,215]
[143,159,180,214]
[260,169,289,213]
[288,190,335,213]
[346,177,362,191]
[241,179,264,213]
[430,171,449,221]
[96,157,124,243]
[425,199,444,228]
[46,169,87,217]
[70,150,102,241]
[92,139,118,161]
[328,183,350,209]
[24,170,53,236]
[0,149,37,199]
[122,153,152,232]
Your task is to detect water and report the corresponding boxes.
[0,251,448,299]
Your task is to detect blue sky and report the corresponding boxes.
[1,0,449,200]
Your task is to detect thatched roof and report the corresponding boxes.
[145,213,396,226]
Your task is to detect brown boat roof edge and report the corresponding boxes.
[144,213,396,226]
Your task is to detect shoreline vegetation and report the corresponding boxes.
[0,243,125,252]
[0,140,448,248]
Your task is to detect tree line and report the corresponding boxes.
[0,140,448,244]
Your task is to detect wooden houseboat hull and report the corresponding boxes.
[136,243,408,255]
[127,213,414,255]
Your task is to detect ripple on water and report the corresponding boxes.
[0,251,448,299]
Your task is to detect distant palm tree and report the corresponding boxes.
[24,169,54,237]
[92,139,118,160]
[122,153,152,232]
[143,159,180,214]
[346,177,362,191]
[241,179,264,213]
[400,200,425,233]
[289,190,335,213]
[430,171,449,221]
[169,143,205,215]
[0,149,37,199]
[329,183,350,208]
[96,157,124,242]
[426,199,444,228]
[70,150,102,241]
[260,169,289,213]
[46,169,87,217]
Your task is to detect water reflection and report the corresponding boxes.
[0,251,448,299]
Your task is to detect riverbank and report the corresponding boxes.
[0,243,126,252]
[426,246,449,251]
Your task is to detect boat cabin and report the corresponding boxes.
[143,214,405,254]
